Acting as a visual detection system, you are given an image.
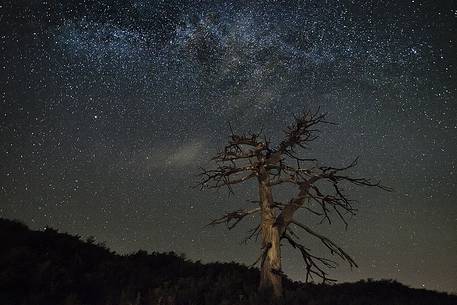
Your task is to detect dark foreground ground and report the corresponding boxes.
[0,218,455,305]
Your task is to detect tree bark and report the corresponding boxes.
[258,171,283,298]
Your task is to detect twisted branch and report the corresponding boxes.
[207,208,261,230]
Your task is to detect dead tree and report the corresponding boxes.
[198,109,391,298]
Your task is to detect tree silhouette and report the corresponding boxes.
[199,108,392,298]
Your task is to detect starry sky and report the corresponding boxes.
[1,0,456,293]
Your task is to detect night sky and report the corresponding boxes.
[1,0,456,293]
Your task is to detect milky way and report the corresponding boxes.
[1,0,456,293]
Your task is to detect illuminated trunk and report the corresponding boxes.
[258,172,283,298]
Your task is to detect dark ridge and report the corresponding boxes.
[0,218,455,305]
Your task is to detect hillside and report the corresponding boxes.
[0,218,455,305]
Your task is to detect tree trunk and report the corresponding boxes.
[258,173,283,298]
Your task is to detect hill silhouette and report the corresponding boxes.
[0,218,455,305]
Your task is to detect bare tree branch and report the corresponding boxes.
[242,224,261,244]
[277,108,333,156]
[198,165,257,193]
[207,207,261,230]
[282,232,338,283]
[291,220,357,268]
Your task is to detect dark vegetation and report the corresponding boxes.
[1,218,455,305]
